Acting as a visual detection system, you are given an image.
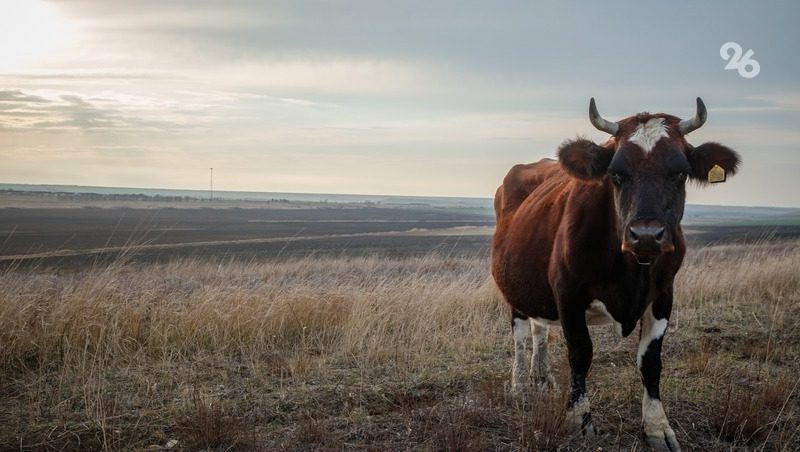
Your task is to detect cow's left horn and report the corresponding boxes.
[589,98,619,135]
[678,97,707,135]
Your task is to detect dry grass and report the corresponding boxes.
[175,388,255,450]
[1,241,799,450]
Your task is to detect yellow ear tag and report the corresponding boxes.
[708,164,726,183]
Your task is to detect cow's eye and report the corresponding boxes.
[609,172,626,186]
[673,172,687,185]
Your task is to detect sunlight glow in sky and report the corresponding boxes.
[0,0,78,71]
[1,1,799,206]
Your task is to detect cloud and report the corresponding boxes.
[1,70,166,84]
[57,0,280,31]
[0,88,199,132]
[192,57,440,95]
[744,92,800,112]
[0,89,50,104]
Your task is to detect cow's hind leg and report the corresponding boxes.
[511,311,530,393]
[530,319,556,389]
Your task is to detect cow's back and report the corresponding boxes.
[492,158,572,320]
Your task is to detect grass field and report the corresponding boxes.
[1,240,799,451]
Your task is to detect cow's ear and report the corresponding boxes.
[558,138,614,180]
[687,142,741,184]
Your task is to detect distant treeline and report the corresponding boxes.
[1,189,205,202]
[0,189,344,205]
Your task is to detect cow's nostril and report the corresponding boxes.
[629,224,666,245]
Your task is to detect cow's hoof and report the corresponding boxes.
[568,413,599,439]
[645,432,680,452]
[582,421,599,439]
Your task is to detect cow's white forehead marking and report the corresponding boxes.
[628,118,668,152]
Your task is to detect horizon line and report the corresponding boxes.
[1,181,799,210]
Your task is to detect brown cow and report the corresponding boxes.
[491,98,740,451]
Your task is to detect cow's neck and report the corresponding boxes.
[620,255,654,334]
[603,182,658,335]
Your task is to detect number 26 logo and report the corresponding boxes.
[720,42,760,79]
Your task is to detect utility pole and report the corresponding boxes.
[209,167,214,201]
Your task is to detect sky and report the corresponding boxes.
[1,0,799,207]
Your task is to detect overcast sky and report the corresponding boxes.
[1,0,799,206]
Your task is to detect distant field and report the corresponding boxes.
[0,204,494,267]
[2,193,800,270]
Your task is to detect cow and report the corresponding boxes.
[491,98,740,451]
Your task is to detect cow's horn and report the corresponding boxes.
[678,97,707,135]
[589,98,619,135]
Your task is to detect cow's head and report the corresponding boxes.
[558,98,740,264]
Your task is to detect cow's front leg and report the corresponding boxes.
[560,303,597,437]
[638,301,680,452]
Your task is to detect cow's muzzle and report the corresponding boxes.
[622,220,675,264]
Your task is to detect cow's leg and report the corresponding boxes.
[560,304,597,437]
[530,319,556,389]
[511,311,530,393]
[638,301,680,452]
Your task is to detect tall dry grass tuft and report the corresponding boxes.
[175,387,254,450]
[676,241,800,313]
[0,254,502,374]
[712,375,797,444]
[338,255,501,365]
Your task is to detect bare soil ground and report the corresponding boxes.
[0,205,494,268]
[2,204,799,270]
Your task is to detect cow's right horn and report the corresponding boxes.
[678,97,707,135]
[589,98,619,135]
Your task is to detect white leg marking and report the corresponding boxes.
[642,391,681,451]
[530,319,556,388]
[639,306,680,451]
[628,117,668,152]
[511,317,530,391]
[637,306,668,369]
[642,391,673,438]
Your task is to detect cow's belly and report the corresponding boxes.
[532,300,623,336]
